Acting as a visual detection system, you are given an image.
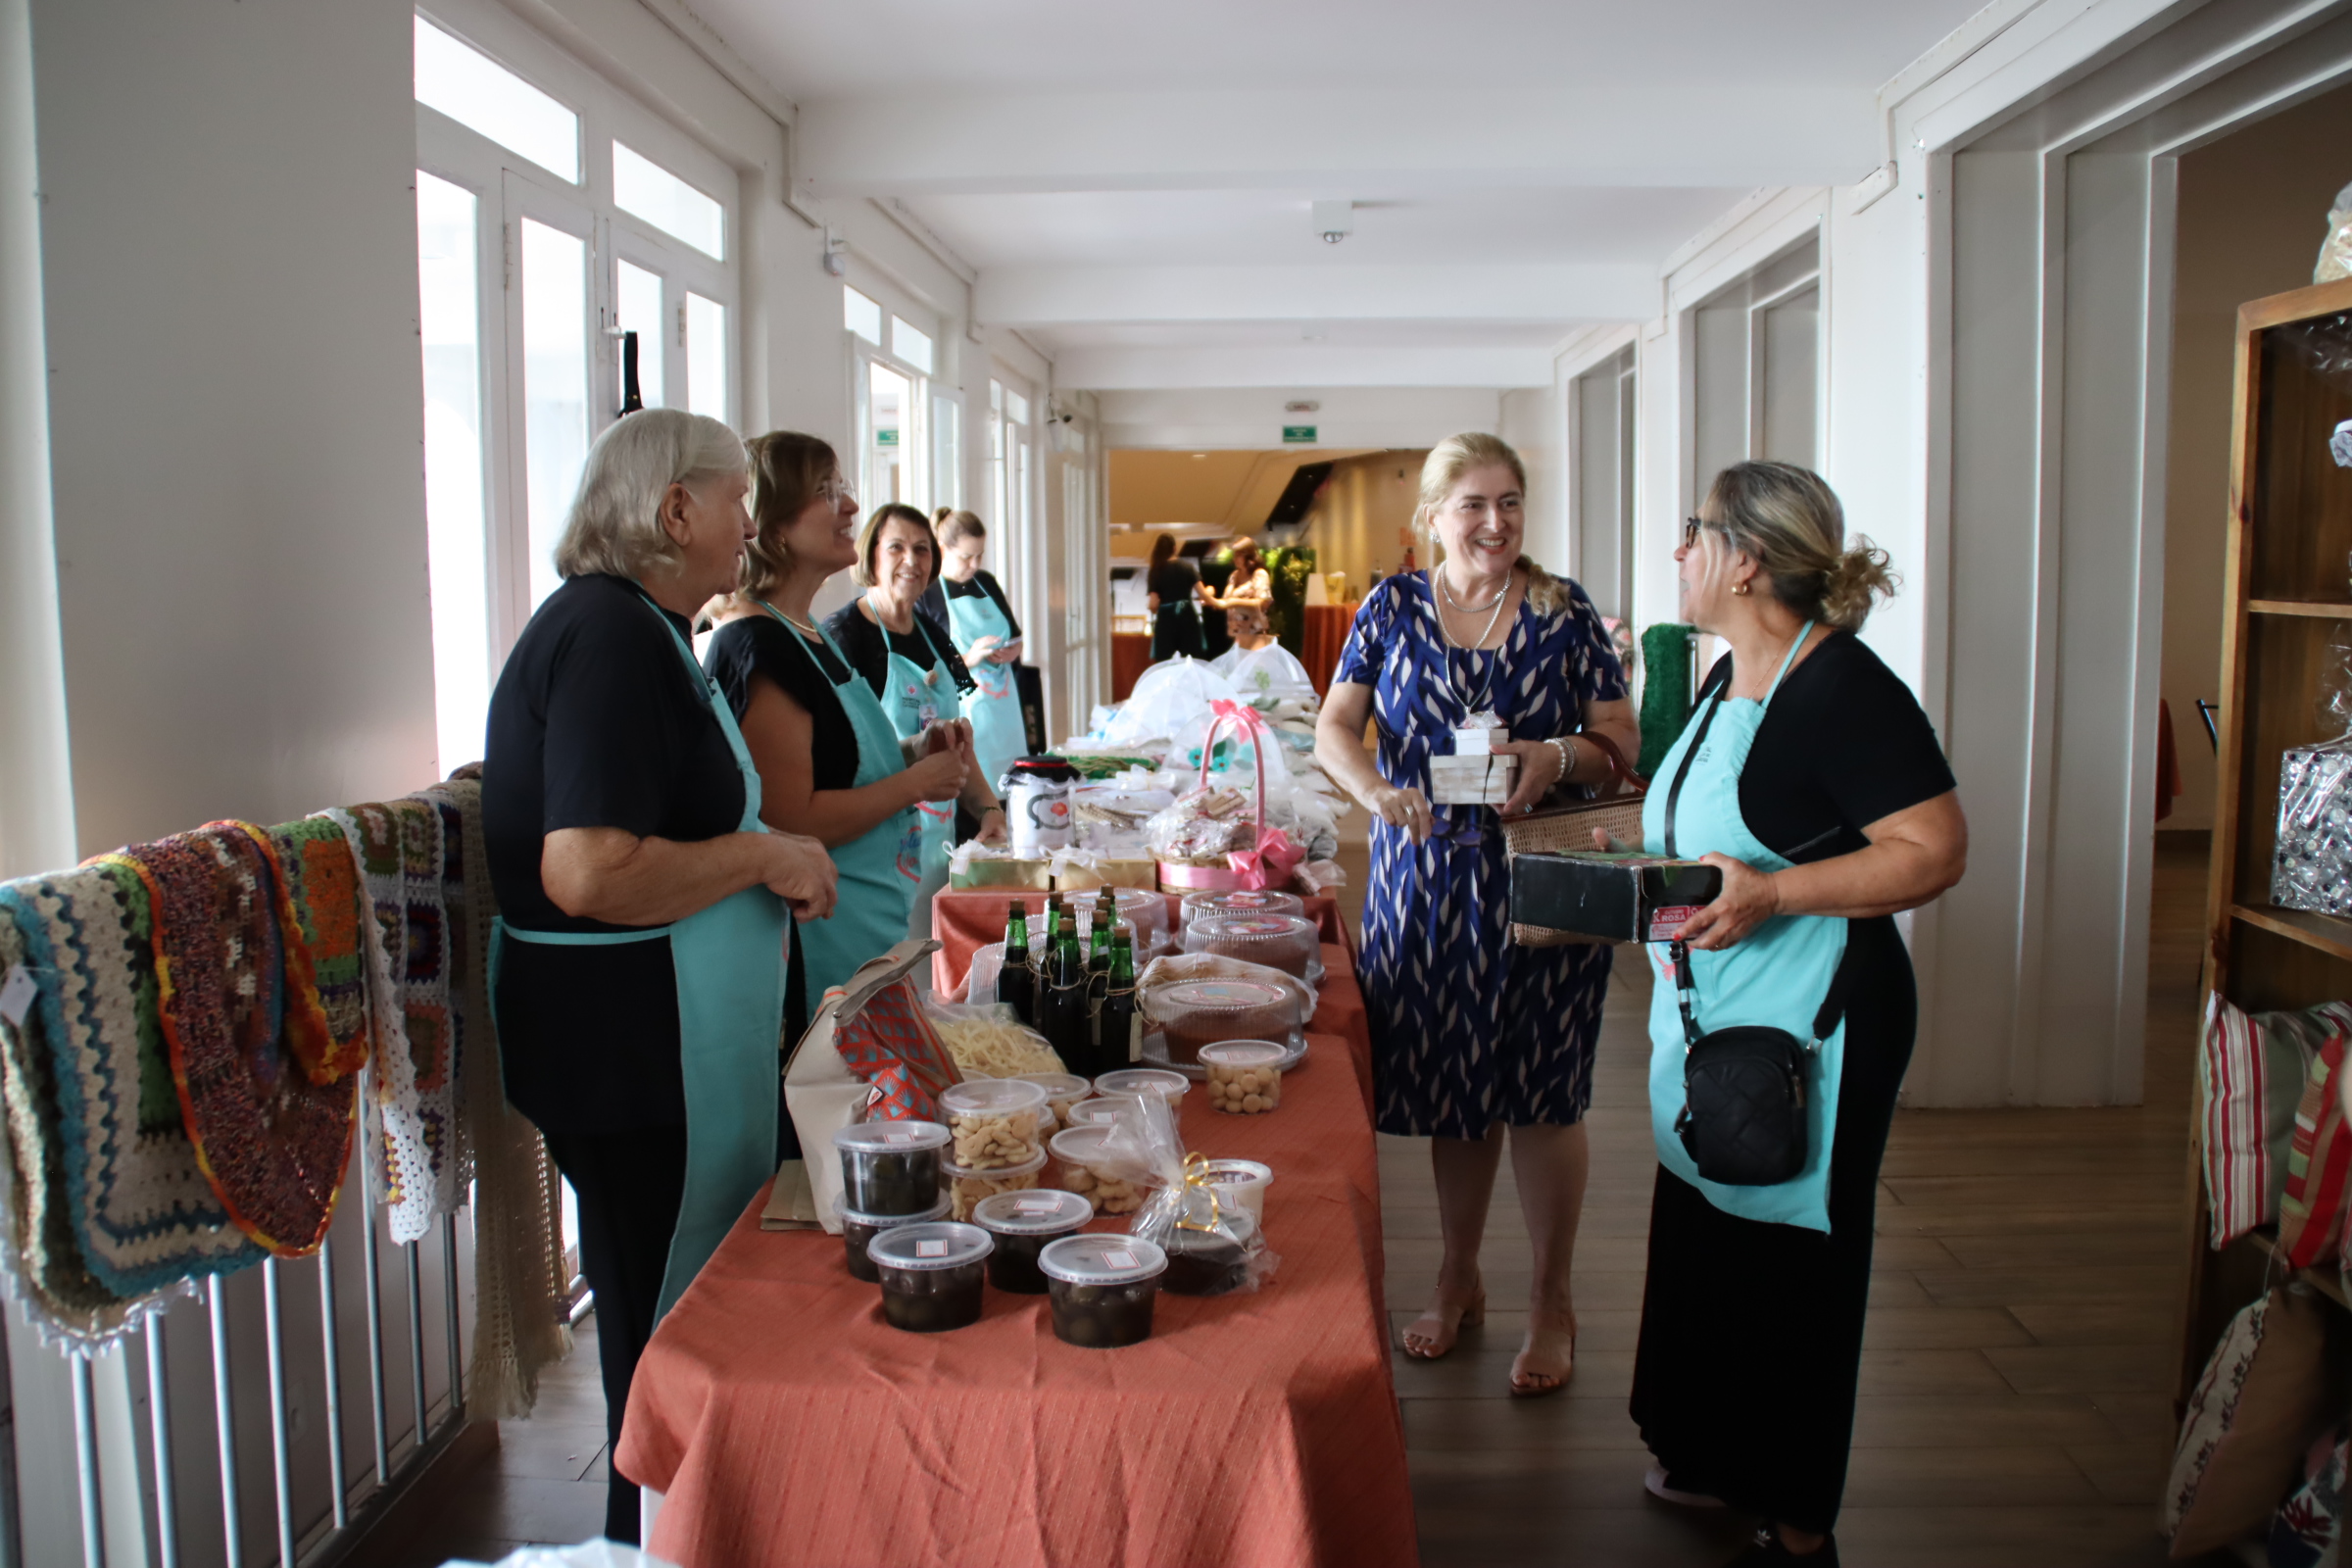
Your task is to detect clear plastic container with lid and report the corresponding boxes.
[943,1148,1048,1221]
[1182,912,1322,980]
[837,1195,952,1283]
[1050,1123,1146,1215]
[1013,1071,1091,1134]
[1180,889,1304,933]
[939,1077,1050,1169]
[1113,888,1172,949]
[1198,1040,1286,1114]
[1040,1234,1168,1348]
[832,1120,952,1216]
[1150,979,1303,1065]
[972,1187,1094,1294]
[1199,1157,1273,1218]
[1093,1066,1191,1104]
[1061,1097,1123,1130]
[866,1221,994,1333]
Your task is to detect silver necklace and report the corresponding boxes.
[1438,567,1509,615]
[1431,570,1510,715]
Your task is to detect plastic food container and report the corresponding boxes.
[1182,913,1321,980]
[1014,1072,1091,1134]
[837,1195,951,1283]
[831,1120,952,1216]
[972,1188,1095,1294]
[1151,979,1302,1065]
[943,1149,1048,1221]
[1199,1041,1286,1115]
[940,1077,1050,1169]
[866,1221,994,1333]
[1093,1067,1191,1104]
[1062,1097,1123,1129]
[1041,1235,1168,1348]
[1180,889,1304,932]
[1050,1124,1147,1215]
[1199,1157,1273,1218]
[1113,888,1171,947]
[1159,1225,1252,1297]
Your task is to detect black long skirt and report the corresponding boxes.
[1629,916,1917,1536]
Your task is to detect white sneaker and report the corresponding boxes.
[1643,1463,1726,1509]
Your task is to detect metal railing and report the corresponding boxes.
[47,1066,475,1568]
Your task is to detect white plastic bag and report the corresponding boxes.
[1095,658,1242,752]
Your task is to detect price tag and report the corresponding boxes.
[1012,1198,1057,1214]
[915,1240,948,1258]
[1103,1250,1138,1270]
[879,1129,918,1145]
[0,965,34,1029]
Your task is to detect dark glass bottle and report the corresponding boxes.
[1085,911,1113,1064]
[996,902,1034,1025]
[1100,934,1139,1071]
[1042,912,1089,1069]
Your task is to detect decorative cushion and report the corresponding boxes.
[0,860,262,1298]
[2281,1027,2352,1268]
[2271,1426,2348,1568]
[2202,995,2332,1246]
[2167,1284,2333,1557]
[117,827,357,1256]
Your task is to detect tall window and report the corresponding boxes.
[846,283,941,511]
[413,10,740,769]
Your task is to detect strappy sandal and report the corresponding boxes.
[1399,1286,1486,1359]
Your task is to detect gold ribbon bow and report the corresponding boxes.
[1176,1152,1226,1233]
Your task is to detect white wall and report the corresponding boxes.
[1499,383,1566,577]
[32,0,437,853]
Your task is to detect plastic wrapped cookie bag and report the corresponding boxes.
[1101,1093,1278,1297]
[2274,612,2352,916]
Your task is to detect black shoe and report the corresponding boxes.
[1727,1524,1839,1566]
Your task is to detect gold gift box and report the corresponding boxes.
[1053,858,1160,891]
[949,857,1054,890]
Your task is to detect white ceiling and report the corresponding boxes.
[679,0,1991,387]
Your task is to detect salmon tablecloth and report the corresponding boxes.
[1300,603,1357,698]
[614,1048,1412,1565]
[1110,633,1152,701]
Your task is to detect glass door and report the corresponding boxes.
[501,169,602,626]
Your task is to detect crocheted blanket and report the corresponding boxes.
[242,818,371,1084]
[0,860,264,1301]
[0,913,148,1348]
[320,799,455,1244]
[118,828,357,1256]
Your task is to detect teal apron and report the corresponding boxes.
[492,592,788,1321]
[1641,623,1848,1233]
[766,604,919,1004]
[945,582,1027,793]
[872,602,963,941]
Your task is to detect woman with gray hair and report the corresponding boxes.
[482,409,836,1544]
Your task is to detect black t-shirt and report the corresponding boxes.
[1692,630,1956,1034]
[483,573,751,1134]
[1148,560,1199,604]
[941,570,1022,641]
[825,600,972,704]
[706,612,860,793]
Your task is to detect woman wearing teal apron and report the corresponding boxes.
[930,508,1031,792]
[827,504,1008,943]
[483,411,839,1544]
[1628,463,1965,1567]
[705,438,974,1008]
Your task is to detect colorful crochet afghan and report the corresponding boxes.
[118,827,357,1256]
[319,799,455,1243]
[0,913,147,1348]
[238,818,372,1084]
[0,860,263,1301]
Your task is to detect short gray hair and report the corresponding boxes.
[554,410,746,583]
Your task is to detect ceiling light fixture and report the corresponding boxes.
[1311,199,1353,245]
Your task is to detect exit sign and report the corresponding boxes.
[876,427,899,447]
[1282,424,1317,445]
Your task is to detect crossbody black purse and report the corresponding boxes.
[1661,671,1855,1187]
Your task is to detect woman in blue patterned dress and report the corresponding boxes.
[1316,432,1638,1396]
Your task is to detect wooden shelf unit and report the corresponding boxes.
[2183,274,2352,1406]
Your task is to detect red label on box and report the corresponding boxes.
[1647,906,1698,941]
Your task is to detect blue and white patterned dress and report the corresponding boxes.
[1335,572,1630,1138]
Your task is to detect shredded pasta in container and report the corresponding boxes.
[927,1002,1066,1079]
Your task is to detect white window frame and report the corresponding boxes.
[414,0,741,667]
[843,275,942,514]
[1683,231,1822,506]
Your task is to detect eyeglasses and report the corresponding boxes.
[1681,516,1710,550]
[818,477,858,508]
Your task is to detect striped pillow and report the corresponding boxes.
[2281,1025,2352,1269]
[2202,995,2328,1248]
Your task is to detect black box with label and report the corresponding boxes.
[1507,850,1724,945]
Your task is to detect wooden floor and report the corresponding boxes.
[373,833,2219,1567]
[1383,832,2216,1568]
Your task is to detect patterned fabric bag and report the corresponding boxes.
[787,940,961,1230]
[2281,1027,2352,1269]
[2202,995,2335,1247]
[0,861,264,1299]
[2167,1284,2332,1557]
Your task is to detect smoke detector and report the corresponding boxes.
[1312,200,1353,245]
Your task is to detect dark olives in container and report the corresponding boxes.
[865,1222,993,1333]
[838,1196,951,1284]
[832,1120,951,1217]
[1041,1235,1167,1348]
[971,1188,1093,1294]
